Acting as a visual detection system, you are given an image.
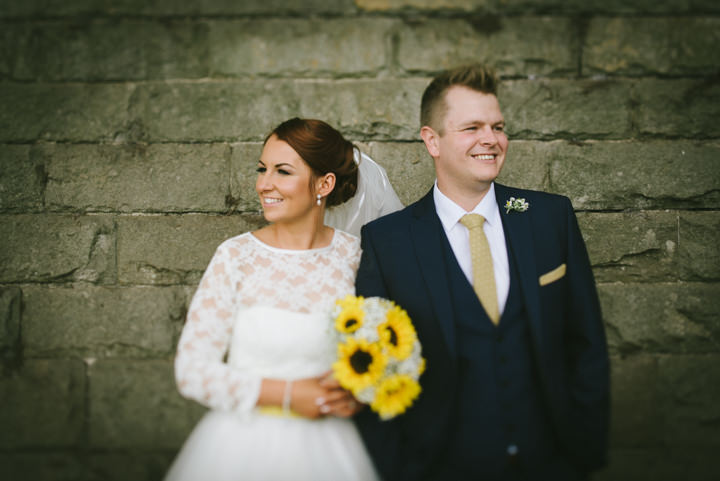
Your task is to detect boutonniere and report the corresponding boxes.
[504,197,529,214]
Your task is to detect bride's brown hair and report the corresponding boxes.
[265,118,358,207]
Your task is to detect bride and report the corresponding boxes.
[164,118,402,480]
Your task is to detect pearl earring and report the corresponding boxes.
[316,194,322,206]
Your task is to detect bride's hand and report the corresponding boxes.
[317,373,364,418]
[288,375,344,418]
[290,373,362,419]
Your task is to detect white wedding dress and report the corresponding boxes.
[165,230,380,481]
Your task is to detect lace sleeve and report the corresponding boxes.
[349,234,362,274]
[174,240,262,412]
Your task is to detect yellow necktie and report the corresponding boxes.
[460,214,500,325]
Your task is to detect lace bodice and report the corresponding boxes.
[175,230,361,412]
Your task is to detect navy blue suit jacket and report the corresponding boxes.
[354,183,609,481]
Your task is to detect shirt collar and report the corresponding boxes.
[433,181,500,232]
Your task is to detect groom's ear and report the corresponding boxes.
[420,126,440,158]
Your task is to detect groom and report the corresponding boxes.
[355,64,609,480]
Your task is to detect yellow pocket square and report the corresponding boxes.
[539,263,566,286]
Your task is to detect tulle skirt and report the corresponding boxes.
[164,410,380,481]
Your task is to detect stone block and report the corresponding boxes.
[43,143,230,212]
[207,18,391,77]
[7,0,716,17]
[132,0,356,15]
[496,140,552,191]
[0,214,115,283]
[361,141,436,205]
[22,285,186,358]
[396,17,576,77]
[0,453,92,481]
[0,83,131,142]
[89,359,206,449]
[229,142,264,213]
[87,453,178,481]
[117,213,266,285]
[548,140,720,210]
[577,211,679,283]
[128,79,426,142]
[678,211,720,281]
[356,0,490,10]
[0,145,44,212]
[599,283,720,355]
[635,78,720,139]
[127,81,298,142]
[0,359,85,448]
[0,287,21,360]
[583,0,720,14]
[593,449,657,481]
[596,448,720,481]
[608,355,662,448]
[659,355,720,448]
[2,0,718,17]
[584,17,720,76]
[8,20,209,81]
[295,79,426,140]
[0,452,177,481]
[500,79,632,140]
[0,27,10,76]
[0,0,353,16]
[355,0,720,14]
[0,1,89,17]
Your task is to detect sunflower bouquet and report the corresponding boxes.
[331,295,425,420]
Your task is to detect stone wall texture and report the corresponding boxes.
[1,1,719,480]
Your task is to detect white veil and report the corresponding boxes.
[324,148,403,237]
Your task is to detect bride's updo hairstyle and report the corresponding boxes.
[266,118,358,207]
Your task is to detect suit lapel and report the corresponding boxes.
[409,191,457,355]
[495,184,544,345]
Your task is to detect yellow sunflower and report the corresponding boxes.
[334,295,365,333]
[377,306,417,360]
[418,357,427,375]
[336,294,364,311]
[371,374,421,420]
[333,338,387,393]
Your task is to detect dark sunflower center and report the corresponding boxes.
[385,379,407,397]
[349,349,373,374]
[345,318,358,329]
[386,326,398,346]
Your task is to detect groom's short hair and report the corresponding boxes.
[420,63,500,134]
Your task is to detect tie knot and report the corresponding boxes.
[460,213,486,230]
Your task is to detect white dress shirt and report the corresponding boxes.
[433,182,511,316]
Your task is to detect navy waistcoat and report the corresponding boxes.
[438,230,557,480]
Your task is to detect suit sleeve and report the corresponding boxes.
[562,197,610,471]
[356,224,390,299]
[354,223,404,481]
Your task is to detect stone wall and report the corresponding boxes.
[1,1,719,480]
